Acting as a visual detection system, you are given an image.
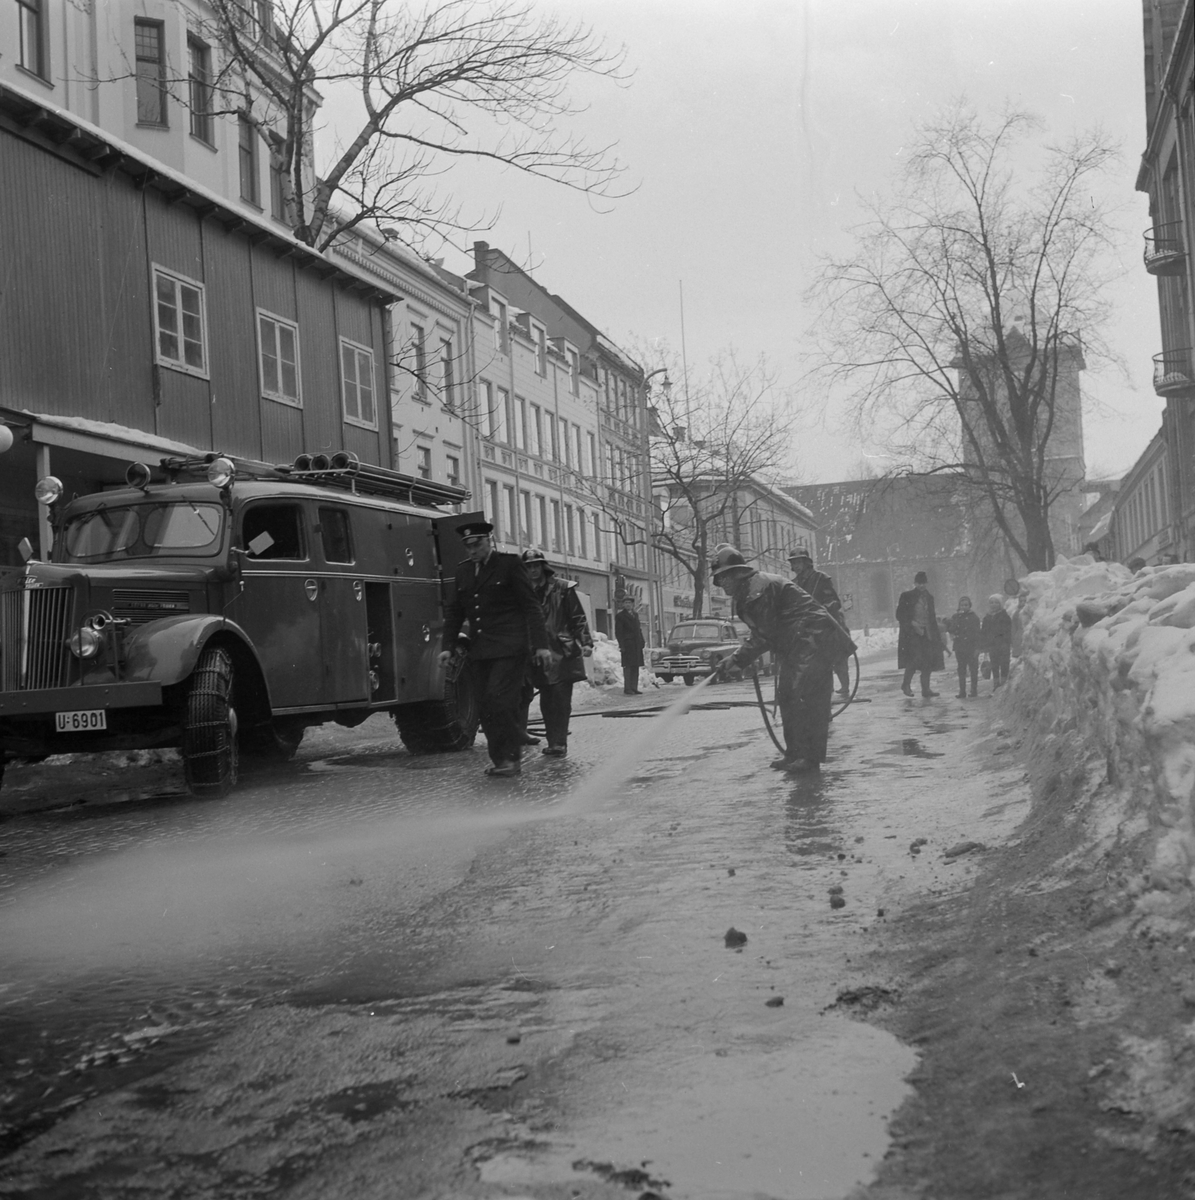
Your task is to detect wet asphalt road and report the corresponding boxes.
[0,654,1029,1199]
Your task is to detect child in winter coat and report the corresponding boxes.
[980,595,1013,689]
[944,597,981,698]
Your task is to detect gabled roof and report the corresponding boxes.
[784,477,969,563]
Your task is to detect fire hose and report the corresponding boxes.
[748,652,861,757]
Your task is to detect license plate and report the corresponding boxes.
[55,710,107,733]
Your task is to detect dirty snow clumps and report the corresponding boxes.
[1007,557,1195,909]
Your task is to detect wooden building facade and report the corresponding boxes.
[0,80,393,565]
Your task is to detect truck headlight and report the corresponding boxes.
[67,627,101,658]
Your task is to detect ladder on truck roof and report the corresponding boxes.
[158,450,471,509]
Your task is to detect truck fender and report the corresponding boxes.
[121,616,261,689]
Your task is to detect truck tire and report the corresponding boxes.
[182,646,239,797]
[393,661,479,755]
[683,674,695,686]
[659,674,673,683]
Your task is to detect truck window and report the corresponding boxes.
[242,504,305,560]
[62,502,223,562]
[318,507,354,564]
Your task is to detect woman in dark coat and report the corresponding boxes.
[943,596,981,699]
[895,571,945,697]
[980,595,1013,690]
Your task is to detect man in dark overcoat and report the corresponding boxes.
[439,522,551,777]
[520,549,593,757]
[615,596,646,695]
[789,546,852,697]
[895,570,944,698]
[713,546,857,773]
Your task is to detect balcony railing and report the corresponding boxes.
[1152,348,1195,395]
[1144,222,1187,275]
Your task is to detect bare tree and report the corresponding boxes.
[809,104,1121,572]
[164,0,629,251]
[644,354,800,618]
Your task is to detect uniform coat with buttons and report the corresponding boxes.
[442,550,549,766]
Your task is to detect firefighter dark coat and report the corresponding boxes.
[443,551,549,660]
[728,572,857,765]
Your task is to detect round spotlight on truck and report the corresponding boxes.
[126,462,152,489]
[0,425,13,454]
[310,453,331,471]
[206,457,235,488]
[34,476,63,505]
[67,627,101,658]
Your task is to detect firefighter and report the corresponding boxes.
[788,545,852,698]
[519,548,594,757]
[712,545,856,773]
[439,522,552,777]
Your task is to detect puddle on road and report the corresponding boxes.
[480,1017,915,1200]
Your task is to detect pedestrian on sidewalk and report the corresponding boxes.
[519,549,593,757]
[980,595,1013,690]
[788,544,852,698]
[943,596,981,698]
[615,596,645,695]
[896,571,944,697]
[711,545,857,773]
[439,523,552,778]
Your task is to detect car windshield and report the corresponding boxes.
[62,501,224,562]
[670,623,723,641]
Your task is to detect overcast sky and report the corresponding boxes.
[394,0,1160,485]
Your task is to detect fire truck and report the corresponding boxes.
[0,451,484,797]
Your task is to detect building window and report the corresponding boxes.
[17,0,48,80]
[574,424,585,474]
[592,512,603,561]
[551,500,562,553]
[485,479,499,528]
[257,311,301,405]
[548,415,559,462]
[521,490,534,542]
[534,323,547,376]
[538,496,549,549]
[416,446,432,479]
[340,339,376,428]
[446,455,460,487]
[565,505,576,555]
[529,404,542,457]
[499,387,514,446]
[504,486,517,545]
[492,297,509,352]
[484,381,506,441]
[238,113,259,205]
[439,337,454,408]
[568,348,580,396]
[589,432,598,480]
[410,324,427,399]
[560,417,571,467]
[515,396,527,452]
[134,20,167,126]
[152,266,207,376]
[578,507,588,558]
[187,37,213,143]
[268,133,286,221]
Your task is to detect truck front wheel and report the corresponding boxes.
[182,646,239,797]
[393,660,479,754]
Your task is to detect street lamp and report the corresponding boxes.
[643,368,672,399]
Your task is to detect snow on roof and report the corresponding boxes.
[21,410,204,458]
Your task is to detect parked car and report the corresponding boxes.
[0,451,484,797]
[651,618,766,685]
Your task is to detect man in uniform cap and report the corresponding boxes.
[439,522,552,776]
[712,545,856,772]
[788,545,852,698]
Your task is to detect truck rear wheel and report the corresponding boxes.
[182,646,239,797]
[393,661,479,755]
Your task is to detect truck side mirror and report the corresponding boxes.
[18,537,34,562]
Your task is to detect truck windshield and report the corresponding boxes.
[62,502,224,562]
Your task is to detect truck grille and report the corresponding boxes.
[0,584,75,691]
[111,589,190,624]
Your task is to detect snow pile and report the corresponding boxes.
[579,633,660,694]
[854,626,900,654]
[1007,556,1195,905]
